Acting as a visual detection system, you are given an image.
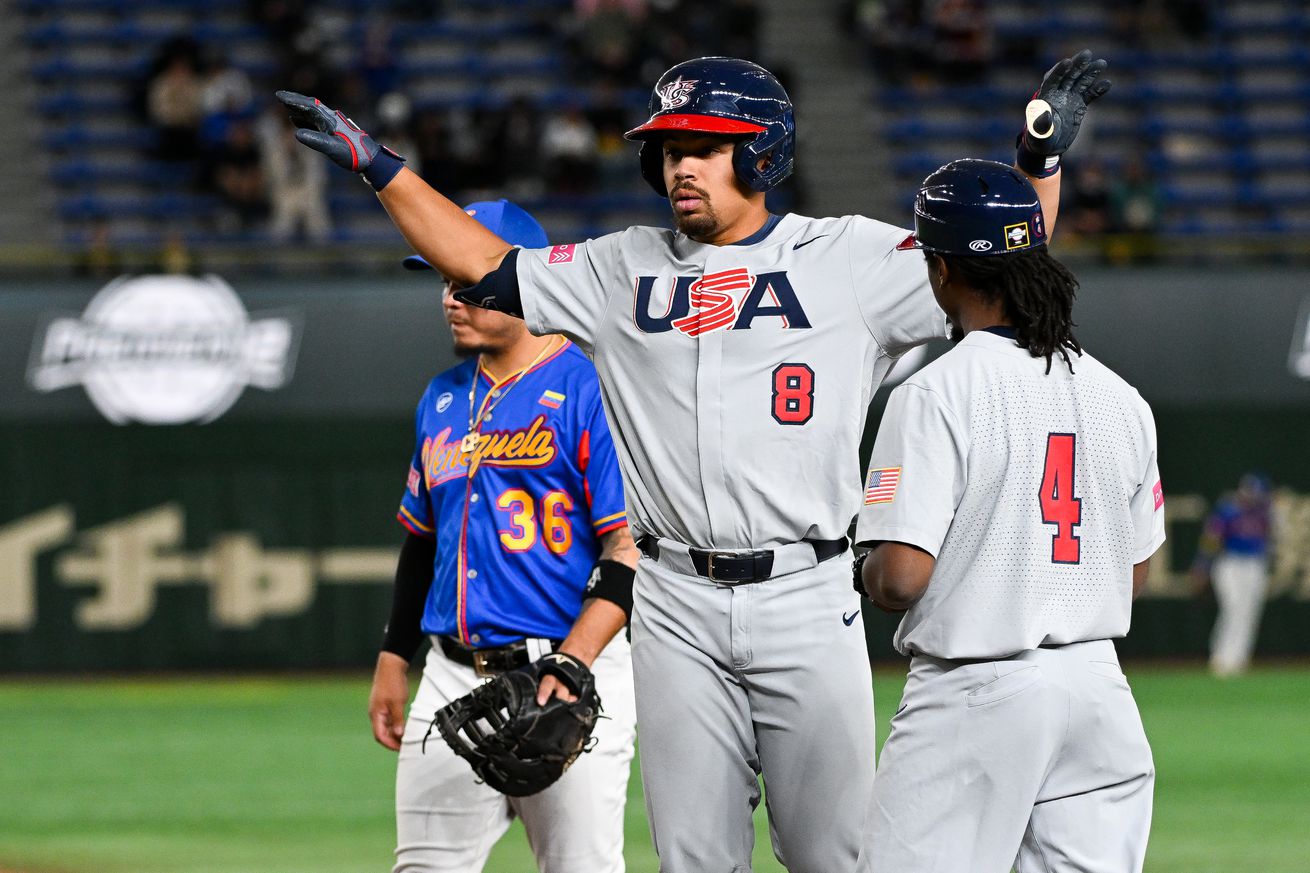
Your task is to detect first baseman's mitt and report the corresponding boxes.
[428,651,602,797]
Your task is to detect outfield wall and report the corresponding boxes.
[2,266,1308,671]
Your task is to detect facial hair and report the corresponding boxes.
[670,184,721,241]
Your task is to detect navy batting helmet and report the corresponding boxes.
[624,57,795,197]
[904,159,1047,257]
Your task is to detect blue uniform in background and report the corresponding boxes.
[397,340,628,646]
[1199,477,1273,676]
[1205,497,1271,557]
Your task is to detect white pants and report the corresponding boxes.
[1209,555,1268,677]
[631,552,875,873]
[859,640,1154,873]
[393,637,636,873]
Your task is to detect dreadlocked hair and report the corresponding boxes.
[940,248,1082,374]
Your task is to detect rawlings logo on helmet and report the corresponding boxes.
[657,77,699,110]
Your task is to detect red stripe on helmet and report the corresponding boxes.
[624,113,768,140]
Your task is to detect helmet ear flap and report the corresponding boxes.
[638,140,667,197]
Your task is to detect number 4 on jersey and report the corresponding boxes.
[1039,433,1082,563]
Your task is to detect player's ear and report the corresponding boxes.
[930,254,949,287]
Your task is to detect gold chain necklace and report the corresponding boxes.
[461,337,559,455]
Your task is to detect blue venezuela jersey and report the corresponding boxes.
[397,340,628,647]
[1209,497,1270,557]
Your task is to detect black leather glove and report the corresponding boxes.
[1017,49,1112,176]
[275,90,405,189]
[429,651,602,797]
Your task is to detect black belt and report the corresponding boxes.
[637,535,848,584]
[438,636,560,677]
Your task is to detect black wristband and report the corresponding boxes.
[852,551,870,597]
[381,533,436,660]
[585,559,636,620]
[1015,132,1061,178]
[363,148,405,191]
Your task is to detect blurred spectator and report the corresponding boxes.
[74,219,124,279]
[147,48,205,161]
[490,97,545,199]
[358,20,400,99]
[157,231,196,275]
[198,53,256,155]
[374,93,419,168]
[200,52,254,119]
[1109,0,1214,48]
[249,0,309,47]
[928,0,994,83]
[1062,159,1113,239]
[260,112,330,244]
[572,0,647,86]
[1106,156,1163,264]
[204,119,267,232]
[1192,474,1274,677]
[409,108,461,194]
[846,0,929,86]
[589,86,632,191]
[541,106,599,193]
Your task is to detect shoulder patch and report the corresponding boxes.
[548,244,576,265]
[865,466,902,505]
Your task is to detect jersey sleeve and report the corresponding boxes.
[1128,398,1166,563]
[397,396,435,539]
[578,392,628,538]
[855,383,966,557]
[516,233,622,353]
[847,217,948,357]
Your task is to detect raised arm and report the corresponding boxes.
[1012,49,1112,239]
[275,91,510,286]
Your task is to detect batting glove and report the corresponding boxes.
[1016,49,1112,178]
[275,90,406,191]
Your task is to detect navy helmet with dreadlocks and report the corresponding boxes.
[908,159,1081,373]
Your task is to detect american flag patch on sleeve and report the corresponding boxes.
[865,467,901,505]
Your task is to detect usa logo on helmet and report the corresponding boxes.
[657,77,698,110]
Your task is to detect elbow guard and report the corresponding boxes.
[453,248,523,318]
[585,559,636,621]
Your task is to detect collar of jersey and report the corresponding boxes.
[477,337,571,387]
[980,325,1018,339]
[676,213,784,249]
[729,213,783,246]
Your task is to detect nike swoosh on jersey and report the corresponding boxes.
[792,235,829,250]
[842,610,860,626]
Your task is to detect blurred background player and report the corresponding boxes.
[366,199,638,873]
[278,49,1106,873]
[856,160,1163,872]
[1192,472,1274,678]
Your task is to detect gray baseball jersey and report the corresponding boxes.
[857,329,1166,660]
[513,213,944,872]
[516,214,946,549]
[854,330,1160,872]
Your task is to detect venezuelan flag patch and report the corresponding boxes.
[539,390,565,409]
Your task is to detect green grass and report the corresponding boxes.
[0,665,1306,872]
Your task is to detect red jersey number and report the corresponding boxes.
[772,363,815,425]
[1040,433,1082,564]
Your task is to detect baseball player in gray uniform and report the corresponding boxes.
[278,49,1109,872]
[855,160,1162,872]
